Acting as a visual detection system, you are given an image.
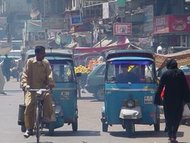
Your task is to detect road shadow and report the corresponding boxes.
[0,90,22,96]
[109,130,184,139]
[90,99,104,103]
[78,96,95,101]
[27,142,53,143]
[0,92,7,96]
[181,119,190,126]
[42,130,100,137]
[78,96,104,103]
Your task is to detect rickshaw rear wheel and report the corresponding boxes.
[154,118,160,132]
[21,125,26,132]
[154,122,160,132]
[154,123,160,132]
[125,120,135,137]
[48,123,55,136]
[72,117,78,132]
[102,122,108,132]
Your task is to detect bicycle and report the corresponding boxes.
[28,88,50,143]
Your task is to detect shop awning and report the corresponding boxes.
[65,42,78,49]
[0,47,11,56]
[155,49,190,69]
[93,38,113,48]
[74,42,129,53]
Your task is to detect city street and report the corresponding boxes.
[0,78,190,143]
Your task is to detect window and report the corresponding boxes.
[52,61,75,83]
[106,60,155,83]
[96,64,106,75]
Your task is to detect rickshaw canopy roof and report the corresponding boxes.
[25,48,73,60]
[106,50,154,61]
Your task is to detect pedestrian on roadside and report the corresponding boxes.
[0,62,6,94]
[2,54,12,81]
[154,59,190,143]
[156,42,163,54]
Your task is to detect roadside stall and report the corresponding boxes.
[155,49,190,69]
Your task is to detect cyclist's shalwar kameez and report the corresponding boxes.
[20,57,55,130]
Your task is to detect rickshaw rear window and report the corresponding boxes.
[51,60,75,83]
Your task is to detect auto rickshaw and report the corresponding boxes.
[18,49,80,135]
[101,50,160,136]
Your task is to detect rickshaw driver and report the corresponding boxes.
[116,65,139,83]
[20,46,55,138]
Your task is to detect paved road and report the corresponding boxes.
[0,78,190,143]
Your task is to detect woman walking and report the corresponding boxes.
[154,59,190,143]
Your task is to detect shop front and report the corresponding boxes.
[153,14,190,53]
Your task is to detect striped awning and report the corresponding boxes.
[155,49,190,69]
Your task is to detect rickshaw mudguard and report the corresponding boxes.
[119,106,142,119]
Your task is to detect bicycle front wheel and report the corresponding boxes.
[36,103,41,143]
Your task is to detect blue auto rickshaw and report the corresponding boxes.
[18,49,80,135]
[101,50,160,136]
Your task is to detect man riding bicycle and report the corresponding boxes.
[20,46,55,138]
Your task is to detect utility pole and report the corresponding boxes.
[7,13,13,43]
[117,0,127,22]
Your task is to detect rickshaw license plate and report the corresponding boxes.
[144,96,153,104]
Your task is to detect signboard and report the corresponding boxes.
[113,23,132,35]
[26,20,44,32]
[154,14,190,34]
[43,17,69,30]
[169,15,190,32]
[70,15,82,25]
[117,0,126,7]
[154,16,169,34]
[102,2,109,19]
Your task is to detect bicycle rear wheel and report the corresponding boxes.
[36,103,41,143]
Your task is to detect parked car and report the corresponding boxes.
[85,62,105,100]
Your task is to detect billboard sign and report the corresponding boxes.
[43,17,69,30]
[154,14,190,34]
[154,16,169,34]
[102,2,109,19]
[113,23,132,35]
[70,15,82,25]
[117,0,126,7]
